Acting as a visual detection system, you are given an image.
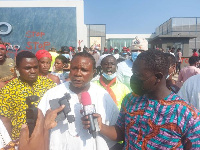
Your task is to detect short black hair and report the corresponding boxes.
[189,56,199,65]
[71,52,96,69]
[164,53,176,66]
[55,55,69,64]
[101,55,117,66]
[16,51,36,67]
[193,49,197,52]
[135,50,169,76]
[61,46,70,53]
[114,49,119,53]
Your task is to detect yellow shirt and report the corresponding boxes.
[0,76,56,140]
[49,51,59,72]
[93,79,130,109]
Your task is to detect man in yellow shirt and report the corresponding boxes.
[93,55,130,109]
[0,51,56,140]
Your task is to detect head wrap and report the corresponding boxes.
[35,50,52,61]
[0,44,6,50]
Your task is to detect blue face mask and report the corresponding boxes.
[131,52,141,61]
[102,72,116,80]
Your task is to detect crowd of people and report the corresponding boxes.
[0,40,200,150]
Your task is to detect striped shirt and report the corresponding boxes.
[116,92,200,149]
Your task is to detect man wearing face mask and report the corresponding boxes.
[93,55,130,109]
[82,50,200,149]
[117,37,148,90]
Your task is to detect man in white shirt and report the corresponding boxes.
[38,52,119,150]
[178,74,200,110]
[117,37,148,90]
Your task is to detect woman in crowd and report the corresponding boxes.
[35,50,60,85]
[51,55,70,83]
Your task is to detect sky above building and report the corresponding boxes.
[2,0,200,34]
[84,0,200,34]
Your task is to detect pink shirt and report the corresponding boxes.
[178,66,200,82]
[193,52,198,57]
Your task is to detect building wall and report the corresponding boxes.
[153,17,200,57]
[0,1,87,55]
[106,34,151,51]
[86,24,106,51]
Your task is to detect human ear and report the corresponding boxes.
[155,72,163,82]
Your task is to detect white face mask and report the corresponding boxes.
[102,72,116,80]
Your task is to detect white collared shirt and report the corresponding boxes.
[38,82,119,150]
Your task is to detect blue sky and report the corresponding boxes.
[84,0,200,34]
[2,0,200,34]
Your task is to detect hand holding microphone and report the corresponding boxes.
[81,92,103,138]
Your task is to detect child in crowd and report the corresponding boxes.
[51,55,70,83]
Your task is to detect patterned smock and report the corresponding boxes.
[0,76,56,140]
[116,92,200,149]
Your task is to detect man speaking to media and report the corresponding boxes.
[38,52,119,150]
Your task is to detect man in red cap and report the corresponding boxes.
[0,44,16,88]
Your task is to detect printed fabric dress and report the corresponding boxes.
[116,92,200,149]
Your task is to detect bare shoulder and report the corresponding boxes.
[48,74,60,84]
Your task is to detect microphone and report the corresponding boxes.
[26,95,39,137]
[81,92,96,138]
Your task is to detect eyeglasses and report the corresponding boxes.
[132,73,155,83]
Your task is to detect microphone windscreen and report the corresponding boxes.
[81,92,92,106]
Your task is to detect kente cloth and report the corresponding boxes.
[0,58,15,82]
[0,76,56,140]
[38,82,119,150]
[116,92,200,149]
[99,76,117,105]
[93,77,130,109]
[35,49,52,61]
